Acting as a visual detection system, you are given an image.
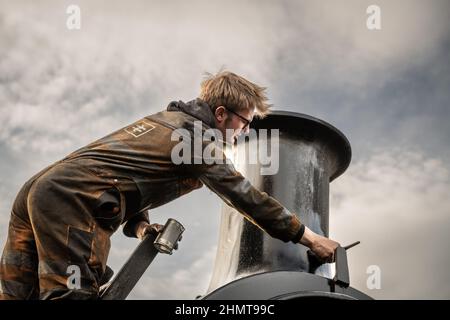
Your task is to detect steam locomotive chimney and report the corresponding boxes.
[207,111,352,294]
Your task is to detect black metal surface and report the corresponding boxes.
[250,111,352,182]
[100,233,159,300]
[334,246,350,288]
[207,111,352,293]
[203,271,371,300]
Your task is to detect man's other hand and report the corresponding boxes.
[135,221,164,240]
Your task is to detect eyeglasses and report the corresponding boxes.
[224,107,252,130]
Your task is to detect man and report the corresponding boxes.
[0,71,339,299]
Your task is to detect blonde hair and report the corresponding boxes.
[199,70,271,118]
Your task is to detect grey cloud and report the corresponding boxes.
[264,0,450,160]
[0,0,290,156]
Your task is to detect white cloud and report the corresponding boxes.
[330,148,450,299]
[294,0,448,81]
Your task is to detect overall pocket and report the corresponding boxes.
[93,187,124,232]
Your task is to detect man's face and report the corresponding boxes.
[214,106,255,144]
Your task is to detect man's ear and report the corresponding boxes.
[214,106,227,122]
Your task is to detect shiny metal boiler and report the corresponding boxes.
[203,111,371,300]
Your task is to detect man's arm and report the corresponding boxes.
[122,211,150,238]
[195,156,339,262]
[122,210,165,240]
[299,225,340,263]
[197,160,304,243]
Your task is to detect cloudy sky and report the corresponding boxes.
[0,0,449,299]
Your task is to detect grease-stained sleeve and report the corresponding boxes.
[196,154,305,243]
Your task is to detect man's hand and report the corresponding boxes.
[299,226,340,263]
[135,221,164,240]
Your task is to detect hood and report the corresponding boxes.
[166,98,216,129]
